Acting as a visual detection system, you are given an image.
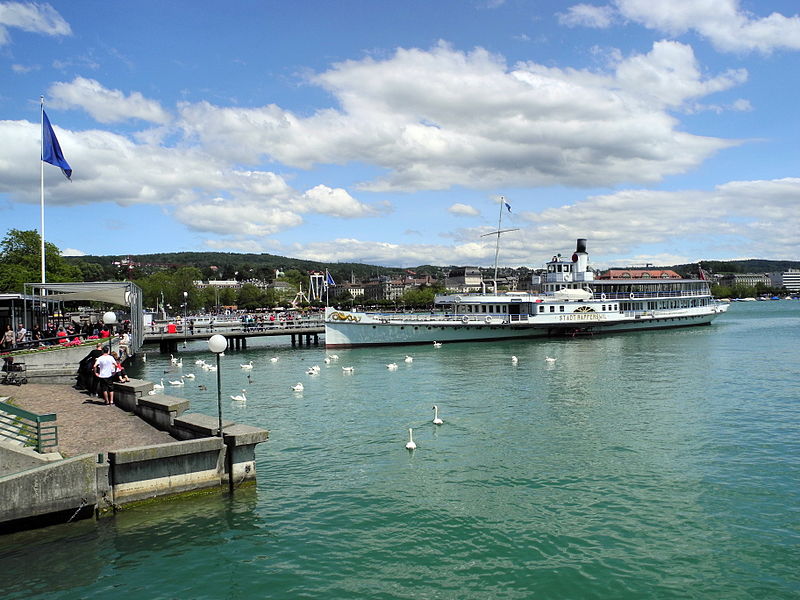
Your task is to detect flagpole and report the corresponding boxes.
[492,196,504,294]
[40,96,46,284]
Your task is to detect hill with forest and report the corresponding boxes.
[64,251,448,283]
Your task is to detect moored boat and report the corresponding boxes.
[325,239,729,348]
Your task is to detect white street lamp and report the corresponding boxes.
[208,334,227,437]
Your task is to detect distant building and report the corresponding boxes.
[444,268,483,292]
[196,279,241,289]
[717,273,771,287]
[780,269,800,292]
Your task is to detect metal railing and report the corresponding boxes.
[0,401,58,453]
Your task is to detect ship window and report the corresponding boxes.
[539,306,545,313]
[559,306,565,312]
[481,305,486,313]
[549,306,555,313]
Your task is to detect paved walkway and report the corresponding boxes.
[3,383,174,458]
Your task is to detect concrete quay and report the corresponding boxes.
[0,380,268,534]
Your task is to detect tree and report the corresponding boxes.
[0,229,81,292]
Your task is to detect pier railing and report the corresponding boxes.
[0,401,58,453]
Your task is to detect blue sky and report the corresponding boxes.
[1,0,799,269]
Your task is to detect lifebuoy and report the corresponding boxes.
[600,293,606,300]
[461,316,469,324]
[629,292,635,299]
[485,316,492,324]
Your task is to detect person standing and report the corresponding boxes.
[15,323,27,347]
[1,325,14,350]
[94,346,117,405]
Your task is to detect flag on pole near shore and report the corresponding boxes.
[42,110,72,180]
[504,200,511,213]
[326,270,336,286]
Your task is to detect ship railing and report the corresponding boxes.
[599,290,708,300]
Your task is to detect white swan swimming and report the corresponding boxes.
[433,341,442,348]
[511,355,518,364]
[195,358,205,365]
[386,363,398,370]
[176,358,183,368]
[291,382,304,391]
[433,405,443,425]
[404,355,413,363]
[170,354,178,365]
[183,373,195,379]
[306,365,320,375]
[153,379,164,390]
[141,353,147,362]
[323,357,331,364]
[328,354,339,360]
[270,357,279,363]
[240,361,254,370]
[342,366,355,373]
[405,428,416,450]
[169,376,185,386]
[545,356,557,363]
[231,389,247,401]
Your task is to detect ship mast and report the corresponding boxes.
[481,195,519,293]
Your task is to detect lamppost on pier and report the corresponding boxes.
[183,291,188,347]
[208,334,227,438]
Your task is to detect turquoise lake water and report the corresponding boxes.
[1,301,799,599]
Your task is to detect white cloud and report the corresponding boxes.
[61,248,86,257]
[0,1,70,46]
[48,77,171,124]
[11,62,38,73]
[448,203,480,216]
[178,42,738,193]
[299,185,376,218]
[174,199,304,237]
[580,0,800,54]
[558,4,615,28]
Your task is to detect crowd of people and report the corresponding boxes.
[0,319,131,352]
[75,344,129,405]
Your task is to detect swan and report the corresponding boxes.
[183,373,196,379]
[291,382,304,391]
[433,405,443,425]
[404,355,413,363]
[176,358,183,368]
[170,354,177,364]
[545,356,557,363]
[240,361,254,370]
[433,341,442,348]
[153,379,164,390]
[323,357,331,364]
[342,366,355,373]
[306,365,320,375]
[328,354,339,360]
[386,363,398,370]
[405,428,416,450]
[231,389,247,401]
[141,353,147,362]
[270,357,279,363]
[511,355,518,364]
[195,358,205,365]
[169,376,185,386]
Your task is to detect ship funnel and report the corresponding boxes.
[576,239,587,253]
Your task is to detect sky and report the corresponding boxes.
[0,0,798,271]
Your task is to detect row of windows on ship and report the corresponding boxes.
[460,297,710,314]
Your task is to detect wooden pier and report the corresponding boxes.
[142,322,324,354]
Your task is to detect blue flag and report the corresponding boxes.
[42,110,72,180]
[326,271,335,286]
[504,202,511,213]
